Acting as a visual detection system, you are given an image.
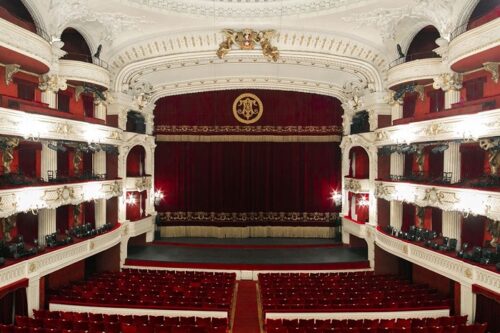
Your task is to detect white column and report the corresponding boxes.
[444,142,461,184]
[390,201,403,230]
[460,283,476,323]
[390,152,405,177]
[37,209,56,246]
[94,103,107,121]
[41,143,57,181]
[350,195,358,221]
[442,211,461,249]
[93,150,107,227]
[391,103,403,122]
[26,277,40,315]
[41,91,57,108]
[445,89,461,109]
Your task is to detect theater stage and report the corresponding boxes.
[125,238,370,272]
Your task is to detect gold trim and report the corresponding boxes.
[156,134,341,143]
[233,93,264,125]
[155,125,343,134]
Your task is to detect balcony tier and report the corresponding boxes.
[387,58,445,89]
[59,60,111,89]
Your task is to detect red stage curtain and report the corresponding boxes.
[402,203,415,231]
[460,144,485,179]
[155,142,341,213]
[155,90,342,128]
[461,215,485,247]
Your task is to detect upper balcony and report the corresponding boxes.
[449,9,500,72]
[374,180,500,223]
[59,59,110,90]
[375,107,500,146]
[0,15,51,75]
[387,57,444,89]
[0,106,122,145]
[344,177,370,194]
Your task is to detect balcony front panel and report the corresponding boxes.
[59,60,111,89]
[374,108,500,146]
[0,179,123,218]
[0,224,122,288]
[125,176,152,192]
[0,107,123,145]
[374,180,500,222]
[126,215,155,238]
[344,177,370,194]
[449,18,500,72]
[387,58,445,89]
[0,19,51,73]
[341,218,500,294]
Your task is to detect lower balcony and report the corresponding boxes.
[341,218,500,294]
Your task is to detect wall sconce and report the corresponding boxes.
[125,193,136,206]
[358,195,369,207]
[330,190,342,206]
[154,189,164,206]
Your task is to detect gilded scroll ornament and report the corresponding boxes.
[217,29,279,62]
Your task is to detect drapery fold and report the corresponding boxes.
[155,142,341,213]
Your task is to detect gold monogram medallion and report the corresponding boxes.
[232,93,263,125]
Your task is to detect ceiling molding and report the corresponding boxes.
[117,0,377,19]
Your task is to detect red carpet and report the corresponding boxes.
[233,281,261,333]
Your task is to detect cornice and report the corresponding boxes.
[118,0,375,18]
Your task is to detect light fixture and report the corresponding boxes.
[330,189,342,206]
[358,195,369,207]
[125,193,136,206]
[154,189,164,206]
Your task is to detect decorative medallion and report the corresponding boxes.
[232,93,264,125]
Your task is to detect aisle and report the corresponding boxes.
[232,281,261,333]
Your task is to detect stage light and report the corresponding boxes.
[330,189,342,206]
[125,193,137,206]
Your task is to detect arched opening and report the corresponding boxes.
[348,146,369,179]
[60,28,93,63]
[0,0,36,33]
[467,0,500,30]
[126,111,146,134]
[126,145,146,177]
[405,26,441,62]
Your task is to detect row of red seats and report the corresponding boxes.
[48,269,236,311]
[267,316,468,329]
[265,316,487,333]
[0,311,228,333]
[259,273,449,312]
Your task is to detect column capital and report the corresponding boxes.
[39,74,67,93]
[432,72,463,91]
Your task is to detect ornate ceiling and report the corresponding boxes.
[27,0,476,103]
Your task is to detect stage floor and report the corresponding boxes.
[126,238,368,269]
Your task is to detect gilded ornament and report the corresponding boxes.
[28,262,37,273]
[217,29,279,62]
[233,93,264,125]
[464,268,472,279]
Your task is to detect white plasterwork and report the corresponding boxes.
[387,58,445,88]
[59,60,111,89]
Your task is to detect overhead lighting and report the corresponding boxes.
[154,189,164,205]
[125,193,136,206]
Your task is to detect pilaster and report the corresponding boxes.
[37,209,56,246]
[443,142,461,184]
[442,211,461,250]
[460,283,476,323]
[390,201,403,230]
[41,143,57,182]
[390,152,404,177]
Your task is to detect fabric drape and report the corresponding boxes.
[155,142,341,213]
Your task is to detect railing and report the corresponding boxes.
[62,53,109,70]
[388,51,440,69]
[450,7,500,41]
[0,6,50,42]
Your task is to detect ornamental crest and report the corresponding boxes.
[233,93,264,125]
[217,29,279,62]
